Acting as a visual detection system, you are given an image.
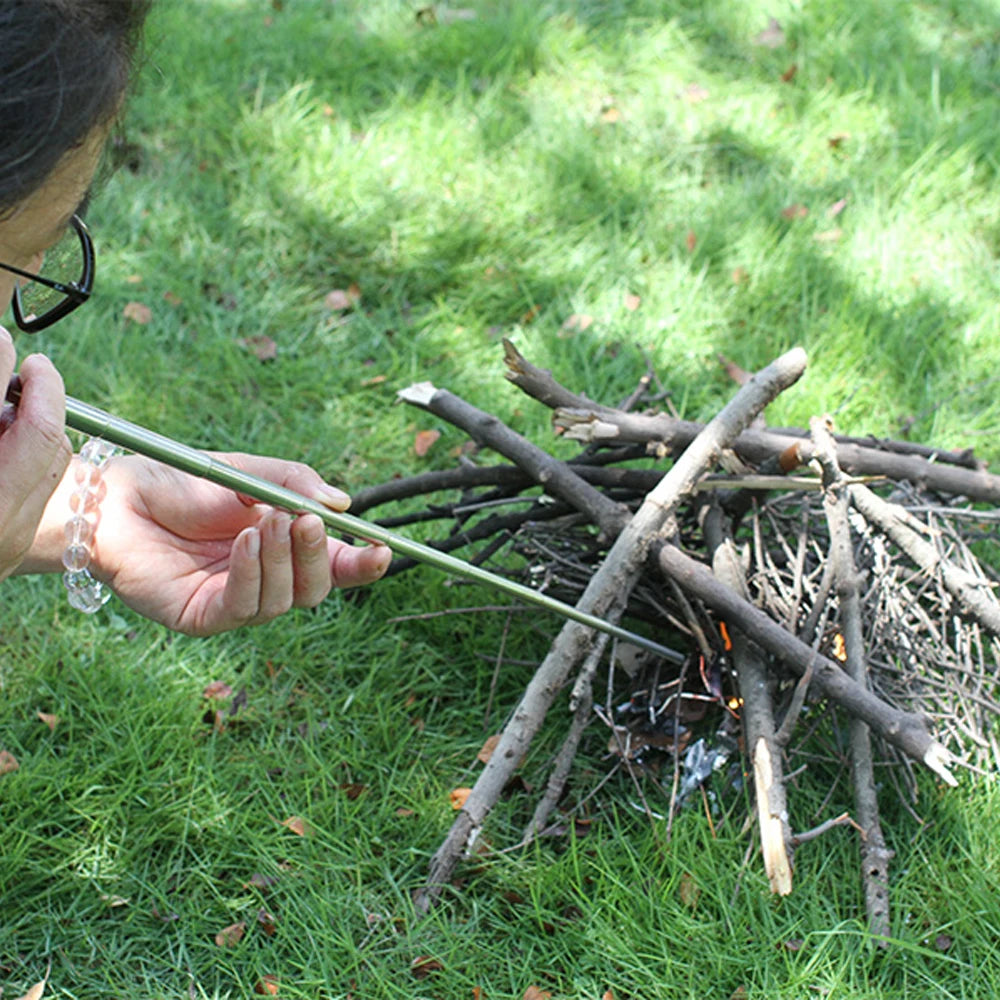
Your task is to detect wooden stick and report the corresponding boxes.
[704,504,793,895]
[811,416,893,942]
[551,408,1000,506]
[413,347,810,910]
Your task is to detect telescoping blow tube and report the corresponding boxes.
[5,377,683,664]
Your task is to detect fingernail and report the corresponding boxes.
[301,518,325,547]
[318,484,350,508]
[246,527,261,558]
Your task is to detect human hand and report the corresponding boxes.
[0,330,72,581]
[91,452,391,635]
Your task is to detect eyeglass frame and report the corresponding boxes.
[0,214,95,333]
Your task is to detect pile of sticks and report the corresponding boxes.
[351,343,1000,931]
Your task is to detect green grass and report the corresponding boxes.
[3,0,1000,996]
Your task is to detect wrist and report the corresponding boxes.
[16,444,116,589]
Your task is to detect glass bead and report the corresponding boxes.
[64,515,95,547]
[62,543,91,572]
[63,571,110,614]
[69,486,100,514]
[74,462,100,491]
[80,438,115,467]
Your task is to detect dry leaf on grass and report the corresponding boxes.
[36,712,59,731]
[753,17,785,48]
[781,203,808,220]
[254,975,280,996]
[280,816,313,837]
[214,920,246,948]
[558,313,594,337]
[523,987,552,1000]
[122,301,152,324]
[477,734,500,764]
[202,680,233,700]
[410,955,445,979]
[0,749,19,775]
[16,981,47,1000]
[449,787,472,810]
[324,284,361,311]
[238,335,278,361]
[414,429,441,456]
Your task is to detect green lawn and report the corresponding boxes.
[2,1,999,997]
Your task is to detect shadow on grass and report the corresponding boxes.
[128,0,997,440]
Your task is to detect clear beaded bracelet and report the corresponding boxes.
[62,438,117,614]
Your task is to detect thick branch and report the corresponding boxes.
[397,381,628,537]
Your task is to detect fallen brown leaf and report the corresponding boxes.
[214,920,246,948]
[280,816,313,837]
[37,711,59,732]
[324,285,361,311]
[477,734,501,764]
[623,292,641,311]
[558,313,594,338]
[827,197,848,218]
[781,63,798,82]
[238,335,278,361]
[685,230,697,253]
[254,976,280,996]
[414,428,441,457]
[15,978,48,1000]
[410,955,445,979]
[0,749,19,775]
[679,871,701,908]
[122,301,152,325]
[781,203,808,220]
[522,987,552,1000]
[450,787,472,810]
[256,907,277,936]
[202,680,233,701]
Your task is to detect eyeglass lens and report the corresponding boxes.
[16,224,88,320]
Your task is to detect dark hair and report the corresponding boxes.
[0,0,151,213]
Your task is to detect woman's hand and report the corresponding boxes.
[90,453,390,635]
[0,330,72,581]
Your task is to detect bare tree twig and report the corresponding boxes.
[812,416,893,942]
[704,503,793,895]
[849,483,1000,637]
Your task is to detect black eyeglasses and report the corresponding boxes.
[0,214,95,333]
